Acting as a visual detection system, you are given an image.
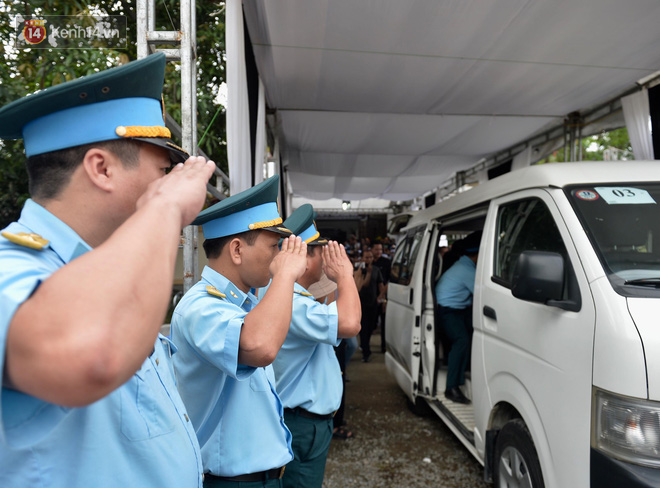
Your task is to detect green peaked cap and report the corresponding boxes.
[0,52,187,163]
[194,175,292,239]
[282,204,328,245]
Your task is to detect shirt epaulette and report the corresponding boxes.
[1,231,49,250]
[206,285,226,299]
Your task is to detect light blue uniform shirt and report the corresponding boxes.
[270,283,342,415]
[435,255,476,309]
[171,266,293,477]
[0,199,203,488]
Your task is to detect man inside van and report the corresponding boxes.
[434,231,482,404]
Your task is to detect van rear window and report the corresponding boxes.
[390,225,426,286]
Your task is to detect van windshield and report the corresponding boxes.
[567,183,660,297]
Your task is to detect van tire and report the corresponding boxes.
[406,396,431,417]
[494,419,545,488]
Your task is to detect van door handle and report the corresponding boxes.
[483,306,497,320]
[409,289,414,305]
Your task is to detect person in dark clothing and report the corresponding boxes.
[434,231,482,404]
[354,249,385,362]
[371,242,391,353]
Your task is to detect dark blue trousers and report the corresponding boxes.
[438,306,473,390]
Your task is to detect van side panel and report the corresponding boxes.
[591,280,647,397]
[386,282,416,398]
[474,190,596,488]
[385,224,429,401]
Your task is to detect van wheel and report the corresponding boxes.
[406,396,431,417]
[494,419,544,488]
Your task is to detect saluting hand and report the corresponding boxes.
[270,235,308,282]
[137,156,216,228]
[322,241,354,284]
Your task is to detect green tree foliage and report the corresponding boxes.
[0,0,226,228]
[541,127,633,163]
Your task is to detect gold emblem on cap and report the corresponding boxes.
[206,285,226,298]
[1,231,49,250]
[115,126,171,138]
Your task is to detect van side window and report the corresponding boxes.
[495,198,568,285]
[390,225,425,286]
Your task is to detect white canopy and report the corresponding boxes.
[241,0,660,201]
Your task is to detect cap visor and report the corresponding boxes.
[263,225,293,237]
[308,236,328,245]
[135,137,189,164]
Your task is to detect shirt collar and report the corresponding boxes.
[293,282,313,296]
[201,265,256,309]
[18,199,92,263]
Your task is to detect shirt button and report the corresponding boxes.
[155,358,160,366]
[184,413,190,422]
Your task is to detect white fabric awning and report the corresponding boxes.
[242,0,660,201]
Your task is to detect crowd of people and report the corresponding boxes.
[0,54,404,488]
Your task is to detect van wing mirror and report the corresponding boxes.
[511,251,564,304]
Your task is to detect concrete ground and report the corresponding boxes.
[323,330,489,488]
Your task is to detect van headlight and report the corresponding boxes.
[593,388,660,467]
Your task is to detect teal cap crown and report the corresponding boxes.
[194,175,292,239]
[0,53,187,162]
[283,204,328,245]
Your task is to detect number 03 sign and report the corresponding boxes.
[594,187,657,205]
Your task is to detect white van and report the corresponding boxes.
[385,161,660,488]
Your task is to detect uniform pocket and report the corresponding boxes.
[120,362,175,441]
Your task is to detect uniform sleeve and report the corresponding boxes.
[289,295,340,346]
[0,246,71,448]
[464,267,476,295]
[172,296,254,380]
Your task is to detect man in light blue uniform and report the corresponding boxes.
[0,54,215,486]
[172,175,308,487]
[269,204,361,488]
[434,231,482,404]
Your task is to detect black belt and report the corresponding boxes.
[283,407,334,421]
[205,466,285,483]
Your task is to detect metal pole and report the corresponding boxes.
[180,0,198,293]
[136,0,148,59]
[191,0,199,281]
[578,122,583,161]
[148,0,156,31]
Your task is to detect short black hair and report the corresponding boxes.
[307,244,323,256]
[26,139,142,200]
[203,230,260,259]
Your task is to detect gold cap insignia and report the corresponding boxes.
[115,125,172,138]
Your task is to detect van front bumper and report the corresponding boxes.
[591,449,660,487]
